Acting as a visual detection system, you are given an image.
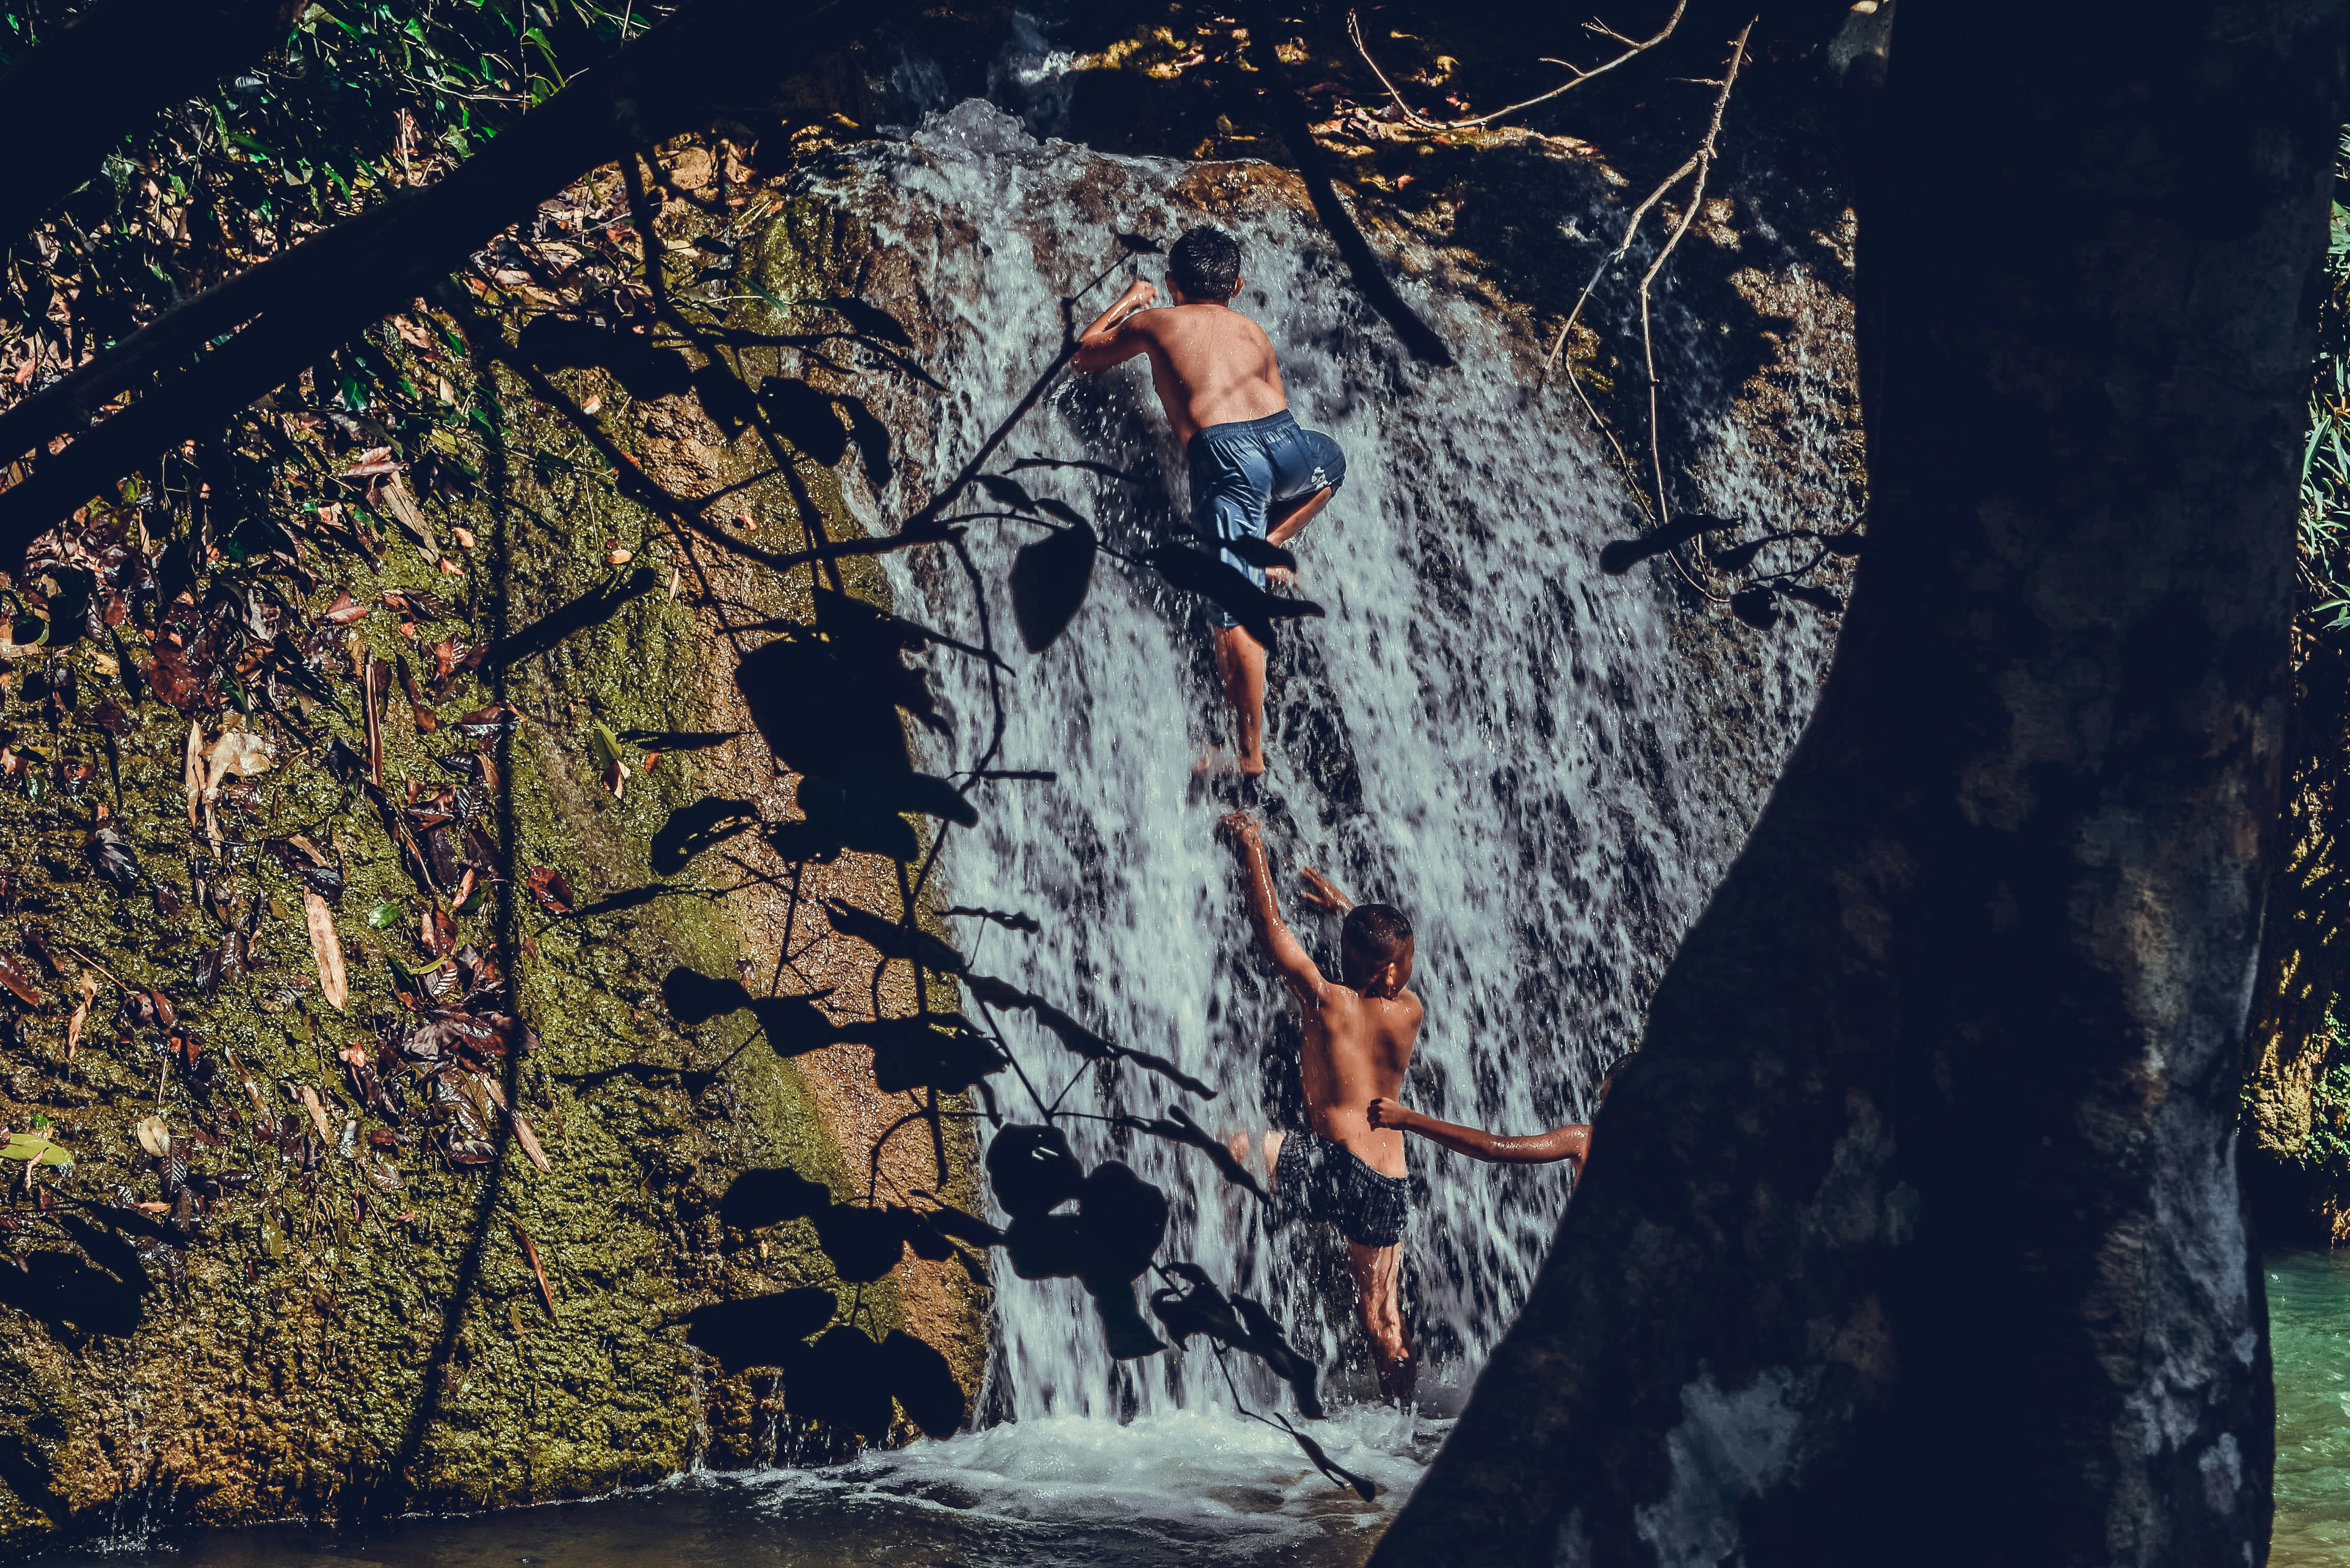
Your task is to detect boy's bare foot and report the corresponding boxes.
[1193,748,1266,779]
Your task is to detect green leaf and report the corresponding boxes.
[366,901,402,930]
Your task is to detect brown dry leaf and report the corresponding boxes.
[392,315,435,351]
[516,1224,559,1320]
[602,758,628,800]
[0,952,40,1009]
[64,973,96,1059]
[579,395,602,417]
[377,475,442,561]
[511,1109,551,1173]
[303,891,347,1011]
[606,547,633,565]
[296,1083,333,1143]
[132,1115,172,1158]
[182,720,203,831]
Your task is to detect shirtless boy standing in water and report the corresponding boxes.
[1220,810,1420,1401]
[1073,225,1346,777]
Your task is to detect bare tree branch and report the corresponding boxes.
[1346,1,1686,134]
[1539,21,1753,603]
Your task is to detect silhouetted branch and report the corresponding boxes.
[1240,1,1454,367]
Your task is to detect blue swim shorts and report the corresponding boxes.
[1184,409,1346,632]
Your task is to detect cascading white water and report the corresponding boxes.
[803,100,1841,1438]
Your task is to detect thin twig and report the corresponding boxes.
[1347,2,1686,133]
[1539,21,1750,603]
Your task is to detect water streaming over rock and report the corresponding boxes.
[798,99,1844,1432]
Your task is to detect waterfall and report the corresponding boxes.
[798,100,1841,1442]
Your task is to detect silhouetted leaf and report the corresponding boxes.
[1011,522,1097,653]
[661,966,753,1025]
[1144,544,1324,648]
[1003,1212,1086,1279]
[974,474,1035,512]
[1150,1261,1251,1349]
[1087,1276,1166,1359]
[986,1124,1085,1218]
[1778,582,1844,614]
[1075,1161,1167,1284]
[1117,232,1164,254]
[822,900,965,974]
[854,1016,1007,1094]
[801,772,975,831]
[735,639,914,778]
[965,973,1214,1098]
[1729,586,1781,630]
[914,1201,1005,1249]
[811,1203,907,1283]
[813,296,915,348]
[1033,497,1089,529]
[690,362,757,432]
[720,1167,833,1230]
[1597,513,1741,575]
[840,395,893,485]
[1821,529,1867,557]
[684,1287,835,1374]
[651,796,758,876]
[1222,535,1298,573]
[941,905,1040,935]
[878,1329,966,1438]
[784,1326,894,1435]
[1113,1107,1266,1200]
[757,377,849,465]
[1232,1294,1324,1419]
[1708,535,1772,572]
[1285,1420,1376,1500]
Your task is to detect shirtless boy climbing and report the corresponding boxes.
[1220,810,1420,1402]
[1073,226,1345,777]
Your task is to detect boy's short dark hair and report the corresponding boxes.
[1169,225,1242,301]
[1340,903,1413,984]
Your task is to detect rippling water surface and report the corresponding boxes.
[2271,1248,2350,1567]
[41,1408,1433,1568]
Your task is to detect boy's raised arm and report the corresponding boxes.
[1220,811,1325,1003]
[1073,279,1158,372]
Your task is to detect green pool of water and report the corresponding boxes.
[2272,1248,2350,1565]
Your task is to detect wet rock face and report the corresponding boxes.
[0,340,984,1552]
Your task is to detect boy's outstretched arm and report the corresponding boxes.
[1368,1098,1593,1174]
[1220,811,1325,1004]
[1072,279,1158,372]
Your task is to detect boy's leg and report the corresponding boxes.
[1213,623,1269,776]
[1347,1239,1414,1403]
[1265,483,1334,554]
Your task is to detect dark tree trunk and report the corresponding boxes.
[1373,4,2343,1565]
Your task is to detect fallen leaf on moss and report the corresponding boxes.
[295,1083,332,1143]
[303,891,347,1011]
[133,1116,171,1158]
[525,867,577,916]
[0,952,40,1008]
[64,973,96,1058]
